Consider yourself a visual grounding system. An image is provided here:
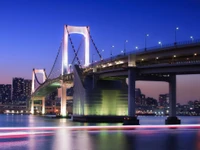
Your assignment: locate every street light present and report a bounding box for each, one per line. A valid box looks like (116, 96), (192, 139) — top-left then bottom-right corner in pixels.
(158, 41), (162, 47)
(175, 27), (179, 45)
(69, 64), (72, 73)
(145, 34), (149, 51)
(101, 49), (104, 59)
(135, 46), (138, 50)
(111, 45), (114, 61)
(190, 36), (194, 42)
(124, 40), (128, 55)
(92, 54), (95, 64)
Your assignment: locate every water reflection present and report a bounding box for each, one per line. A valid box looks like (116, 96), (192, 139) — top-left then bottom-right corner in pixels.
(53, 129), (72, 149)
(0, 128), (199, 150)
(196, 130), (200, 150)
(165, 132), (178, 150)
(28, 132), (37, 150)
(86, 130), (128, 150)
(1, 139), (29, 149)
(0, 115), (200, 150)
(123, 131), (137, 150)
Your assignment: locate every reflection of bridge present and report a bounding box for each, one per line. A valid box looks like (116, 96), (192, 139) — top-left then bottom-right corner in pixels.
(31, 25), (200, 125)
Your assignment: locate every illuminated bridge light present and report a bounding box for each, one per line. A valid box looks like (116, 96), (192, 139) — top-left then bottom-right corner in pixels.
(194, 53), (197, 56)
(115, 61), (119, 65)
(156, 57), (159, 60)
(141, 59), (144, 61)
(102, 64), (107, 68)
(173, 55), (176, 58)
(163, 74), (170, 77)
(115, 60), (124, 65)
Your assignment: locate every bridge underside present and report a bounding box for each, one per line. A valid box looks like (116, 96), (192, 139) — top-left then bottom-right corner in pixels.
(32, 81), (61, 97)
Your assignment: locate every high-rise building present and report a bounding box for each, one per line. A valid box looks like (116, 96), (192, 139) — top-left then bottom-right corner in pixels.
(12, 78), (24, 104)
(135, 88), (142, 105)
(194, 100), (200, 114)
(135, 88), (146, 106)
(159, 94), (169, 107)
(45, 91), (58, 106)
(0, 84), (11, 104)
(135, 88), (141, 98)
(24, 79), (32, 99)
(12, 78), (32, 105)
(145, 97), (158, 107)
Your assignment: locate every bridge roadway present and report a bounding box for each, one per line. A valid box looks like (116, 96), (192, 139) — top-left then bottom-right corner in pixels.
(32, 73), (74, 97)
(31, 41), (200, 124)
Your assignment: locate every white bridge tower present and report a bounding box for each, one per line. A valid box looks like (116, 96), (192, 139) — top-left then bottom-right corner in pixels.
(60, 25), (90, 116)
(31, 68), (47, 115)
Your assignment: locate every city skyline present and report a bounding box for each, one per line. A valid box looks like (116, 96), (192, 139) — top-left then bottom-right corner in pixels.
(0, 0), (200, 104)
(1, 74), (200, 105)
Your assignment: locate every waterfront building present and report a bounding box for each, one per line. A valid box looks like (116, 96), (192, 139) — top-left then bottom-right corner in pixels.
(24, 80), (32, 99)
(12, 78), (32, 106)
(135, 88), (142, 105)
(145, 97), (158, 108)
(194, 100), (200, 115)
(45, 91), (58, 114)
(12, 78), (24, 104)
(159, 94), (169, 107)
(0, 84), (11, 104)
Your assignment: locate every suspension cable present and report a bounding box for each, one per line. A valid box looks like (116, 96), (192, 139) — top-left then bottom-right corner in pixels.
(34, 71), (42, 85)
(71, 37), (84, 65)
(66, 26), (82, 68)
(47, 39), (63, 79)
(87, 26), (103, 61)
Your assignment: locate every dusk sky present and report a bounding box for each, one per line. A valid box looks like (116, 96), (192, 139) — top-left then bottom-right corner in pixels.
(0, 0), (200, 104)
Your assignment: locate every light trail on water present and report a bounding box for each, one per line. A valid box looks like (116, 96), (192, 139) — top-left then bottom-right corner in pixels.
(0, 124), (200, 132)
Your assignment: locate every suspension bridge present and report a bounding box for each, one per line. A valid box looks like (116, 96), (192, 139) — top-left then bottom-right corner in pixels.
(31, 25), (200, 125)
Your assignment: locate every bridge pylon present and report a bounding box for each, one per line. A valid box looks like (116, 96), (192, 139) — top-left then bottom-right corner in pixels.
(60, 25), (90, 116)
(63, 25), (90, 74)
(30, 68), (47, 115)
(60, 80), (67, 116)
(165, 74), (181, 124)
(31, 68), (47, 94)
(30, 96), (45, 115)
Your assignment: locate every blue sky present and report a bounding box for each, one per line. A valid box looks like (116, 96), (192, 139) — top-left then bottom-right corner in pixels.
(0, 0), (200, 103)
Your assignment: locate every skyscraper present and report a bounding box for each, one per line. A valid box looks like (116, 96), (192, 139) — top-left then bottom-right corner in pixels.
(0, 84), (11, 104)
(12, 78), (32, 105)
(12, 78), (24, 104)
(24, 79), (32, 99)
(159, 94), (169, 107)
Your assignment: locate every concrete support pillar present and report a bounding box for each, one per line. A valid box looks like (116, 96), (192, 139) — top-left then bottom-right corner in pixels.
(123, 67), (139, 125)
(42, 97), (45, 115)
(92, 67), (97, 89)
(128, 67), (136, 116)
(31, 99), (34, 114)
(165, 74), (181, 124)
(61, 82), (67, 116)
(169, 74), (176, 117)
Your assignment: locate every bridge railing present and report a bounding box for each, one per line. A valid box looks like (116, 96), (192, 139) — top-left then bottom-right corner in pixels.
(90, 38), (200, 64)
(86, 38), (200, 70)
(132, 38), (200, 54)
